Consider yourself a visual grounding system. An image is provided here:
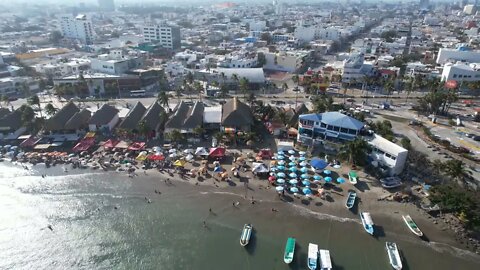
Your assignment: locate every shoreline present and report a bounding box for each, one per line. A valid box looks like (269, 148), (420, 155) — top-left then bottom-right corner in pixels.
(8, 159), (480, 259)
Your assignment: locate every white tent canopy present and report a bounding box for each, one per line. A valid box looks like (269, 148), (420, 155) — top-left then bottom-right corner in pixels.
(252, 162), (269, 173)
(195, 147), (209, 156)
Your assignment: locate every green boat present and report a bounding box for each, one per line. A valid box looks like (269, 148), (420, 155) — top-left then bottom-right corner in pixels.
(284, 237), (296, 264)
(348, 171), (358, 185)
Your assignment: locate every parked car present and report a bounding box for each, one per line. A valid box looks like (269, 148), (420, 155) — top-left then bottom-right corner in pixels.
(473, 135), (480, 141)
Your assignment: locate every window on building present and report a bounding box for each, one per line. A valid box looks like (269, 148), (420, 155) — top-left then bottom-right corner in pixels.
(320, 122), (326, 128)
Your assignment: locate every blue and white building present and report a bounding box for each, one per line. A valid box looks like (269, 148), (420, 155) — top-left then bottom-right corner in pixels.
(297, 112), (364, 151)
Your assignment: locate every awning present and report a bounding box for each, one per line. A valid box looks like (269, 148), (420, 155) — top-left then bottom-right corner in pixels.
(34, 144), (51, 150)
(174, 159), (186, 167)
(115, 141), (129, 149)
(209, 147), (226, 158)
(103, 139), (119, 149)
(128, 142), (146, 151)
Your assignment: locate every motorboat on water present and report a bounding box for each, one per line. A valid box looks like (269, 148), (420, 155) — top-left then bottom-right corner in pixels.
(345, 191), (357, 209)
(307, 243), (318, 270)
(360, 212), (375, 235)
(385, 242), (402, 270)
(239, 224), (252, 247)
(283, 237), (295, 264)
(319, 249), (332, 270)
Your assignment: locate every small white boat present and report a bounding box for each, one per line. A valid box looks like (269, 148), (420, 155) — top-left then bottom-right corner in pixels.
(240, 224), (252, 247)
(307, 243), (318, 270)
(360, 212), (375, 235)
(385, 242), (402, 270)
(402, 215), (423, 237)
(319, 249), (332, 270)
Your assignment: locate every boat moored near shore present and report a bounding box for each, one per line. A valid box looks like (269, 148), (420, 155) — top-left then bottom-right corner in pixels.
(402, 215), (423, 237)
(283, 237), (296, 264)
(307, 243), (318, 270)
(360, 212), (375, 235)
(240, 224), (252, 247)
(385, 242), (403, 270)
(319, 249), (332, 270)
(345, 191), (357, 209)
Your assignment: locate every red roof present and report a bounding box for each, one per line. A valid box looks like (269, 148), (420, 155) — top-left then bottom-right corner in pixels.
(209, 147), (226, 158)
(103, 139), (119, 149)
(72, 137), (95, 152)
(128, 142), (146, 151)
(379, 69), (396, 75)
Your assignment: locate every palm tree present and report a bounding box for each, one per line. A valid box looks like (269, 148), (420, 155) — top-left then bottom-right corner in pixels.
(167, 129), (184, 145)
(231, 73), (239, 94)
(282, 83), (288, 93)
(384, 78), (394, 102)
(20, 82), (31, 97)
(443, 160), (469, 184)
(404, 77), (414, 105)
(193, 81), (203, 101)
(18, 104), (35, 128)
(44, 103), (57, 117)
(28, 94), (43, 118)
(0, 95), (9, 108)
(137, 120), (150, 139)
(338, 138), (370, 165)
(175, 87), (182, 103)
(239, 77), (249, 101)
(157, 91), (169, 109)
(193, 125), (205, 137)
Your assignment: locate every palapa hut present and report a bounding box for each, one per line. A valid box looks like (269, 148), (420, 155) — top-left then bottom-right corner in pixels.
(118, 102), (146, 131)
(0, 109), (24, 139)
(221, 97), (253, 132)
(44, 101), (79, 133)
(88, 104), (119, 132)
(140, 101), (166, 138)
(164, 101), (204, 135)
(64, 109), (91, 132)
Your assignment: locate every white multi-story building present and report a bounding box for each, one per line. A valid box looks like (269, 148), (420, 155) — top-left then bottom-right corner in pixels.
(142, 23), (181, 50)
(295, 24), (342, 43)
(436, 48), (480, 64)
(341, 53), (373, 84)
(441, 62), (480, 82)
(217, 51), (258, 69)
(368, 134), (408, 176)
(34, 58), (91, 77)
(262, 50), (310, 73)
(59, 14), (95, 45)
(90, 50), (144, 75)
(463, 4), (476, 15)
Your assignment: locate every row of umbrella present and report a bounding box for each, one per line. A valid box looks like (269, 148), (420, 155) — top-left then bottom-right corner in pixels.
(277, 150), (307, 156)
(275, 185), (312, 195)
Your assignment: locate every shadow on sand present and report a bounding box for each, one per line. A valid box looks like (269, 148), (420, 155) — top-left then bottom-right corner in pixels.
(245, 228), (257, 255)
(373, 225), (386, 238)
(355, 181), (370, 192)
(281, 194), (294, 203)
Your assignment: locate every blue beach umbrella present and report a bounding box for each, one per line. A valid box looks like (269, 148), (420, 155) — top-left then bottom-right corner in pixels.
(299, 151), (306, 156)
(290, 187), (299, 193)
(303, 187), (312, 195)
(276, 178), (285, 184)
(289, 156), (296, 161)
(324, 176), (332, 183)
(214, 166), (223, 172)
(336, 177), (346, 184)
(276, 186), (285, 192)
(313, 175), (322, 181)
(311, 158), (328, 170)
(298, 156), (306, 161)
(277, 165), (285, 170)
(277, 172), (286, 178)
(278, 150), (285, 155)
(301, 174), (309, 179)
(299, 161), (308, 167)
(270, 167), (278, 172)
(289, 172), (297, 178)
(277, 155), (285, 160)
(288, 162), (296, 167)
(300, 167), (308, 173)
(289, 179), (298, 185)
(277, 160), (285, 165)
(288, 149), (296, 155)
(323, 170), (331, 175)
(302, 180), (311, 186)
(289, 167), (298, 172)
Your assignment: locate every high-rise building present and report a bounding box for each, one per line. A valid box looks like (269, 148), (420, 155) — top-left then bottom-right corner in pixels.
(142, 23), (181, 50)
(98, 0), (115, 12)
(59, 14), (95, 45)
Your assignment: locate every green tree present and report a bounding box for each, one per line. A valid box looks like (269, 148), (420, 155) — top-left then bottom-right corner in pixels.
(49, 30), (63, 44)
(44, 103), (57, 117)
(157, 91), (169, 108)
(18, 104), (35, 128)
(338, 138), (370, 166)
(193, 81), (203, 101)
(167, 129), (184, 144)
(383, 78), (394, 102)
(28, 94), (43, 118)
(282, 83), (288, 93)
(257, 52), (266, 67)
(137, 120), (150, 138)
(239, 77), (249, 101)
(0, 95), (9, 108)
(443, 160), (470, 184)
(193, 125), (205, 137)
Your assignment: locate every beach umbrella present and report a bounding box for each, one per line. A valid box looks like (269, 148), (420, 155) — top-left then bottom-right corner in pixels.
(289, 179), (298, 185)
(277, 165), (285, 170)
(288, 156), (296, 161)
(311, 158), (328, 170)
(277, 172), (286, 178)
(268, 176), (276, 181)
(277, 155), (285, 160)
(300, 167), (309, 173)
(323, 170), (331, 175)
(289, 172), (297, 178)
(289, 167), (297, 172)
(185, 154), (194, 161)
(169, 153), (177, 158)
(298, 156), (306, 161)
(299, 161), (308, 167)
(333, 164), (341, 169)
(290, 187), (299, 193)
(4, 145), (11, 149)
(277, 160), (285, 165)
(277, 150), (285, 155)
(336, 177), (346, 184)
(313, 175), (322, 182)
(324, 176), (332, 183)
(276, 178), (286, 184)
(214, 166), (223, 172)
(302, 179), (311, 186)
(11, 146), (18, 150)
(270, 168), (278, 172)
(68, 153), (76, 158)
(299, 151), (306, 156)
(276, 186), (284, 192)
(303, 187), (312, 195)
(301, 173), (309, 179)
(183, 149), (193, 154)
(168, 149), (177, 154)
(287, 161), (295, 167)
(288, 149), (296, 155)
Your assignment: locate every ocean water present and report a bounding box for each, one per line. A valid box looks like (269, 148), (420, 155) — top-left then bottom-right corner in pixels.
(0, 163), (479, 270)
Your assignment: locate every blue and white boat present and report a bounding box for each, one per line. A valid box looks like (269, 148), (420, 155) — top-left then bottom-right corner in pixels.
(345, 191), (357, 209)
(240, 224), (252, 247)
(360, 212), (374, 235)
(386, 242), (402, 270)
(307, 243), (318, 270)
